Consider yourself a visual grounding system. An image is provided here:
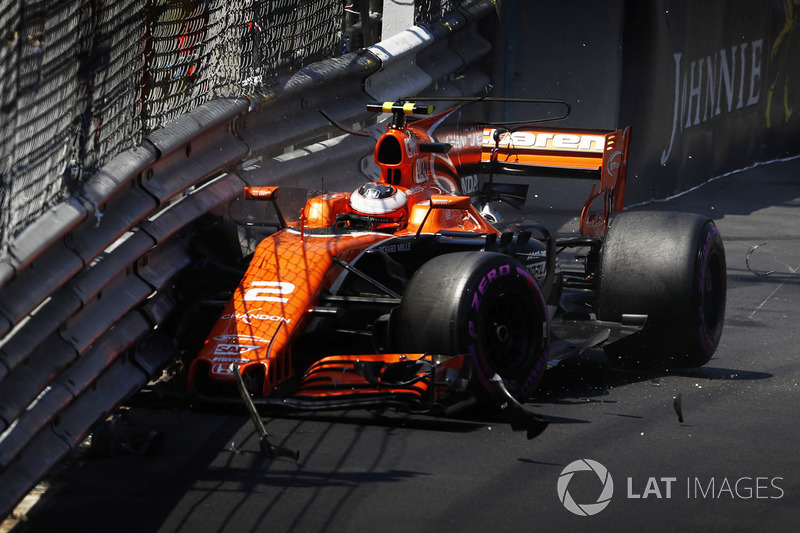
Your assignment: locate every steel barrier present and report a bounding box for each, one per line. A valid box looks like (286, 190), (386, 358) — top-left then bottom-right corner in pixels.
(0, 1), (494, 519)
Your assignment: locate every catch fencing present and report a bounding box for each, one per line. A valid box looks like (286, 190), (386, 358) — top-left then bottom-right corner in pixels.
(0, 0), (494, 518)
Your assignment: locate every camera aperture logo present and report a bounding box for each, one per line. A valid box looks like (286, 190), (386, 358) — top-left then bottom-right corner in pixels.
(557, 459), (785, 516)
(557, 459), (614, 516)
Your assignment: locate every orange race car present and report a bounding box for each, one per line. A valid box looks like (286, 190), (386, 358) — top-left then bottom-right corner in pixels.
(180, 100), (726, 448)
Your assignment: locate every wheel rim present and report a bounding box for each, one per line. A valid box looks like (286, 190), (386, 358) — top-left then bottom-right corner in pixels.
(480, 290), (540, 376)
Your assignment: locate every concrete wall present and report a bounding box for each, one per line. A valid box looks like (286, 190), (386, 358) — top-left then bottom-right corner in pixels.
(619, 0), (800, 202)
(492, 0), (624, 128)
(494, 0), (800, 204)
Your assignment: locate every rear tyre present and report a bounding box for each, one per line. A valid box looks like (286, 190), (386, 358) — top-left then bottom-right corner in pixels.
(394, 252), (549, 401)
(597, 211), (726, 368)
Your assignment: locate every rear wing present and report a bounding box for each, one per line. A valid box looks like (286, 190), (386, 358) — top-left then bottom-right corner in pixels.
(481, 127), (631, 238)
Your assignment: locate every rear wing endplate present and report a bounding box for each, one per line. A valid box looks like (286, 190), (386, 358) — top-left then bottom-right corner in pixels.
(481, 127), (631, 238)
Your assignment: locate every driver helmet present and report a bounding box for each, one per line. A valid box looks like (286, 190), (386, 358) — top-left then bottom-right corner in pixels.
(347, 182), (408, 230)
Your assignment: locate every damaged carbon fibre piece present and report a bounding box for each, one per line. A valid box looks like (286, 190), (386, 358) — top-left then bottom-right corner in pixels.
(488, 375), (549, 440)
(233, 364), (299, 461)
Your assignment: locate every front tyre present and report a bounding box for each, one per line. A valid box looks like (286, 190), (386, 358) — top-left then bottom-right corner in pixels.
(597, 211), (726, 368)
(394, 252), (549, 401)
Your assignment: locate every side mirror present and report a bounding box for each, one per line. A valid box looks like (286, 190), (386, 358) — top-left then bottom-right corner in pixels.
(241, 186), (286, 229)
(429, 195), (471, 210)
(415, 195), (472, 238)
(244, 186), (279, 201)
(419, 142), (452, 154)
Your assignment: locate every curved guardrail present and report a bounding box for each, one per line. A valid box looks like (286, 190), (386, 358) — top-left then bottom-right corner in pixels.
(0, 0), (494, 519)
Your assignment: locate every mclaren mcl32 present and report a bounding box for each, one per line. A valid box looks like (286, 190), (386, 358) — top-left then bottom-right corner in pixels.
(179, 100), (726, 442)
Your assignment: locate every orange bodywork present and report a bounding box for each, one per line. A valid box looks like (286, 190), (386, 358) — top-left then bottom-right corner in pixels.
(190, 230), (392, 394)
